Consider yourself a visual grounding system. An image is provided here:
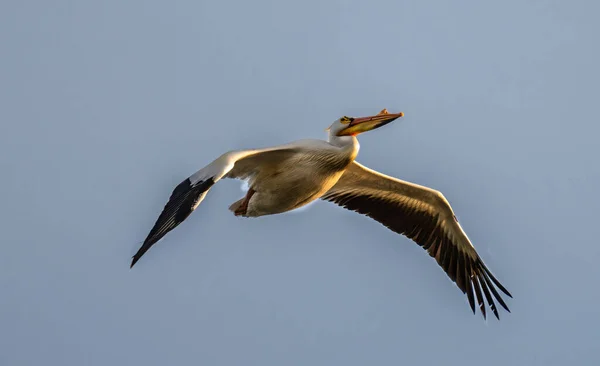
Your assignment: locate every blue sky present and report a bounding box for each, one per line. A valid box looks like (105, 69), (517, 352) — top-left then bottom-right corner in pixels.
(1, 1), (599, 365)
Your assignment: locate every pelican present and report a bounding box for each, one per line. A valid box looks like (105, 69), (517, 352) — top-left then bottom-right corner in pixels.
(131, 109), (512, 320)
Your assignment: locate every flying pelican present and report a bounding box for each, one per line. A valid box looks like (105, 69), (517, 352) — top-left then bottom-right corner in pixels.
(131, 109), (512, 320)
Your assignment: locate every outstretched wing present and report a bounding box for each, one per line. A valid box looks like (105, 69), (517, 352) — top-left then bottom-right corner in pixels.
(321, 161), (512, 319)
(131, 145), (298, 268)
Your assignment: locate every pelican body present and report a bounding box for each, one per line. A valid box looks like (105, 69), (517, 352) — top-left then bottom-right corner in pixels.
(132, 109), (512, 320)
(228, 138), (355, 217)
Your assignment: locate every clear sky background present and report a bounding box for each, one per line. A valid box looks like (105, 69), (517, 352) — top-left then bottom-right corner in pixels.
(2, 1), (599, 365)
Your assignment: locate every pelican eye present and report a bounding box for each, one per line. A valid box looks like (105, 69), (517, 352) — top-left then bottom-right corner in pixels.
(340, 116), (353, 124)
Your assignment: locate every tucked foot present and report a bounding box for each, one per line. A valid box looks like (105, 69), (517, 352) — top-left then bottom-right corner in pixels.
(233, 188), (255, 216)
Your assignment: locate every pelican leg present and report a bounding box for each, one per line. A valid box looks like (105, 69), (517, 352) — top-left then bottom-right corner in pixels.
(234, 188), (256, 216)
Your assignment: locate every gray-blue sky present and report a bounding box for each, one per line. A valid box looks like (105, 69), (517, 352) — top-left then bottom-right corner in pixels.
(1, 1), (599, 365)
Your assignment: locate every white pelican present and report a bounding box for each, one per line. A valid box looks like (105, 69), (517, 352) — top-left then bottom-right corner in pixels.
(131, 109), (512, 320)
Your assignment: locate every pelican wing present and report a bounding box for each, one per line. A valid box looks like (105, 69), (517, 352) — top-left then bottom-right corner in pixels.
(131, 145), (299, 268)
(321, 161), (512, 319)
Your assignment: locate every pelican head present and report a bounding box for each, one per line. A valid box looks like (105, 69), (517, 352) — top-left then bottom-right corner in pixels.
(327, 109), (404, 137)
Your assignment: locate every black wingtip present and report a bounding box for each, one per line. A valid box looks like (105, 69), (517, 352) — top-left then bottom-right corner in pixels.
(483, 266), (513, 298)
(130, 241), (152, 268)
(130, 177), (216, 270)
